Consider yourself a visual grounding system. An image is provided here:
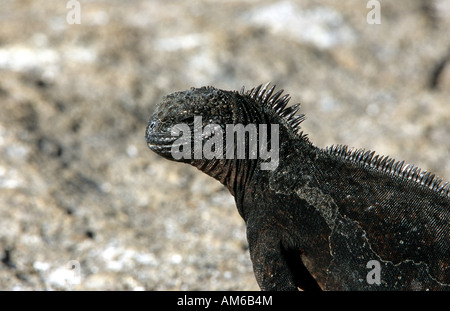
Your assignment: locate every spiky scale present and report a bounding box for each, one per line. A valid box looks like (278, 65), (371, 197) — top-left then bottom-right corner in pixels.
(279, 103), (300, 119)
(267, 89), (284, 105)
(273, 95), (290, 113)
(290, 114), (306, 130)
(262, 85), (276, 103)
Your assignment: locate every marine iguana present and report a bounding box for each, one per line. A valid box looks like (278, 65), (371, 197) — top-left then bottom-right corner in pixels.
(145, 83), (450, 291)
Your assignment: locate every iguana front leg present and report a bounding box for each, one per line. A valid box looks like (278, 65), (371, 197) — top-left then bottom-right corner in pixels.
(247, 227), (298, 290)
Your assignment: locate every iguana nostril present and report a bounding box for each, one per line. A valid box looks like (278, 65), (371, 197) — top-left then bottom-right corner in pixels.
(148, 120), (157, 130)
(145, 120), (158, 144)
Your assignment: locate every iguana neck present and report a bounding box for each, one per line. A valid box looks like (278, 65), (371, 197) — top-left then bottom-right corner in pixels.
(193, 157), (257, 200)
(190, 91), (265, 216)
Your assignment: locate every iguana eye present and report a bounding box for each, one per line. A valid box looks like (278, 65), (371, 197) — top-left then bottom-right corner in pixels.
(179, 116), (195, 124)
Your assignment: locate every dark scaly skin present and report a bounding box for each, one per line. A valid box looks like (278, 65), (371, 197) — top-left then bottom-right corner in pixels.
(145, 84), (450, 291)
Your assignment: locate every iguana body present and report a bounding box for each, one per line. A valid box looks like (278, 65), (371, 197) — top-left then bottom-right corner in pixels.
(145, 83), (450, 290)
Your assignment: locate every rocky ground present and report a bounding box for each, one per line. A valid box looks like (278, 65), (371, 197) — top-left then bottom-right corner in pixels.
(0, 0), (449, 290)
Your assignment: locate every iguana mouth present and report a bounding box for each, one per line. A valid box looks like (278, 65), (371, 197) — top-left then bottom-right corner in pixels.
(145, 132), (180, 153)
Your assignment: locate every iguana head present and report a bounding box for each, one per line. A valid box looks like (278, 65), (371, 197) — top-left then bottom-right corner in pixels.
(146, 83), (307, 161)
(145, 86), (236, 162)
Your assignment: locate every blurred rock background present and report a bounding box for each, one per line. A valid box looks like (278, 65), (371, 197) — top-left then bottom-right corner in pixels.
(0, 0), (448, 290)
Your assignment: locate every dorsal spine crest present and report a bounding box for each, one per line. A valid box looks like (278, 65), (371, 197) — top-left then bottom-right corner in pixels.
(241, 83), (306, 136)
(326, 144), (450, 197)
